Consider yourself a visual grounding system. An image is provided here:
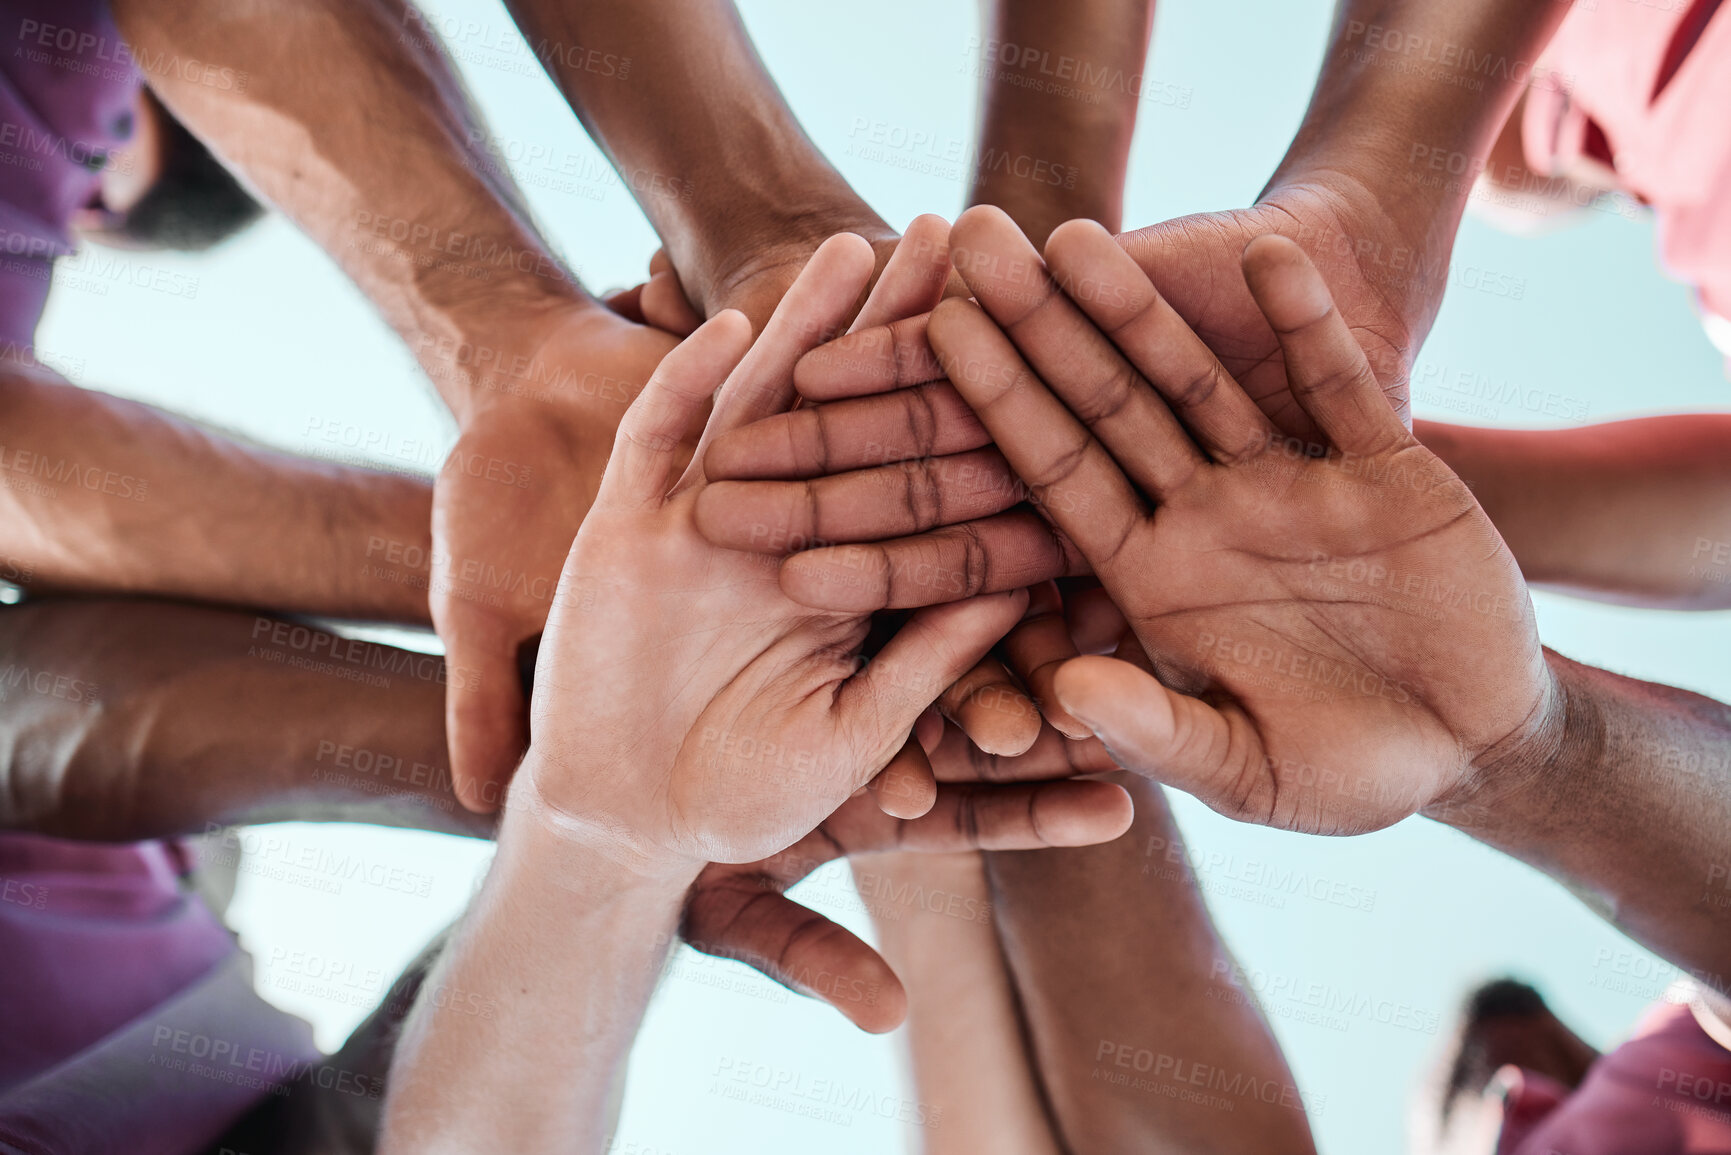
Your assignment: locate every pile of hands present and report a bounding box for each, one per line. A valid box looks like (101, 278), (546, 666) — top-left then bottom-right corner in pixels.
(473, 204), (1558, 1030)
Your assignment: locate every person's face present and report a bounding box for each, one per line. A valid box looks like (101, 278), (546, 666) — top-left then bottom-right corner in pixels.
(69, 87), (168, 248)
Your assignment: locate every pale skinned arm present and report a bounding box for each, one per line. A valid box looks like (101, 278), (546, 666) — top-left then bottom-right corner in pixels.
(1417, 416), (1731, 610)
(862, 848), (1065, 1155)
(379, 791), (690, 1154)
(0, 365), (432, 623)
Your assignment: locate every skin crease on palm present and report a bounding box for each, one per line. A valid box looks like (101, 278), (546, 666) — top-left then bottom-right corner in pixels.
(696, 206), (1557, 839)
(928, 210), (1555, 837)
(521, 234), (1133, 1025)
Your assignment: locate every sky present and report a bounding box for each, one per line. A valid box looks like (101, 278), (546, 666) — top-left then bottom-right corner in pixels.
(35, 0), (1731, 1152)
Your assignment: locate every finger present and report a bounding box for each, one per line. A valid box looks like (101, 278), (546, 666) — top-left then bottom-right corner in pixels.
(440, 620), (527, 814)
(1044, 218), (1278, 463)
(692, 234), (876, 466)
(793, 314), (944, 401)
(601, 283), (646, 324)
(838, 588), (1030, 788)
(681, 872), (906, 1032)
(780, 507), (1088, 612)
(850, 213), (952, 332)
(1063, 580), (1128, 654)
(1241, 234), (1409, 457)
(949, 205), (1204, 497)
(999, 581), (1088, 739)
(1053, 655), (1256, 818)
(640, 249), (703, 336)
(702, 380), (988, 481)
(640, 269), (703, 336)
(599, 311), (752, 508)
(866, 734), (937, 819)
(895, 778), (1134, 850)
(695, 448), (1022, 553)
(927, 297), (1149, 567)
(914, 705), (945, 753)
(928, 716), (1117, 783)
(935, 655), (1041, 757)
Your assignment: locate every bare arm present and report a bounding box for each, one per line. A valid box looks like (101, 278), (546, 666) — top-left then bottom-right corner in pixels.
(0, 596), (483, 840)
(985, 774), (1318, 1153)
(1435, 652), (1731, 997)
(967, 0), (1154, 246)
(0, 366), (432, 623)
(500, 0), (896, 328)
(1418, 416), (1731, 609)
(112, 0), (687, 804)
(862, 850), (1064, 1155)
(110, 0), (590, 419)
(379, 788), (687, 1153)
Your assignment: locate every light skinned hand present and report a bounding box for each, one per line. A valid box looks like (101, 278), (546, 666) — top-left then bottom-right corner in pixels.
(520, 234), (1132, 884)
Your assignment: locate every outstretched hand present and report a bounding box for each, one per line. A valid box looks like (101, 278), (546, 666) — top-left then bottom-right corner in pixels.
(919, 212), (1556, 835)
(522, 231), (1130, 894)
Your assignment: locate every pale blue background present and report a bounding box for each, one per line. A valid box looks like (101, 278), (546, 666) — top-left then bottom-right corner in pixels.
(36, 1), (1731, 1151)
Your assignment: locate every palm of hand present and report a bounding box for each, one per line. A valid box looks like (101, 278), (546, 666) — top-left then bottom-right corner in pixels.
(1125, 183), (1430, 440)
(1103, 440), (1548, 834)
(530, 496), (889, 864)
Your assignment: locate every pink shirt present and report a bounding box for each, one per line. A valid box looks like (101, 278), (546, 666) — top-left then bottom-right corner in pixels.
(1524, 0), (1731, 340)
(1498, 1000), (1731, 1154)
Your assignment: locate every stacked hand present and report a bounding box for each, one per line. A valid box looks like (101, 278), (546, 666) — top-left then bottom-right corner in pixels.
(521, 234), (1132, 1028)
(430, 307), (683, 812)
(694, 205), (1559, 838)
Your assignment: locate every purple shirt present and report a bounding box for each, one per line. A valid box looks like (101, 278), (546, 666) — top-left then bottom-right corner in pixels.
(0, 7), (300, 1149)
(0, 0), (141, 346)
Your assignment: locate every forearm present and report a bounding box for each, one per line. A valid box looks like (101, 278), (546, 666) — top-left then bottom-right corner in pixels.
(0, 598), (483, 839)
(380, 778), (692, 1153)
(984, 774), (1317, 1154)
(1419, 416), (1731, 609)
(1437, 651), (1731, 993)
(967, 0), (1154, 245)
(502, 0), (891, 320)
(1271, 0), (1571, 297)
(0, 370), (432, 622)
(111, 0), (591, 421)
(859, 851), (1062, 1155)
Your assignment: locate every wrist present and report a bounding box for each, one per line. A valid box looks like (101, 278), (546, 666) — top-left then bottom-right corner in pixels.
(412, 291), (606, 427)
(1425, 650), (1601, 841)
(507, 754), (704, 891)
(676, 196), (897, 324)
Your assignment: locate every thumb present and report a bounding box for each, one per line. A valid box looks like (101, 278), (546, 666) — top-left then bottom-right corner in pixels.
(442, 621), (529, 814)
(1052, 655), (1247, 813)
